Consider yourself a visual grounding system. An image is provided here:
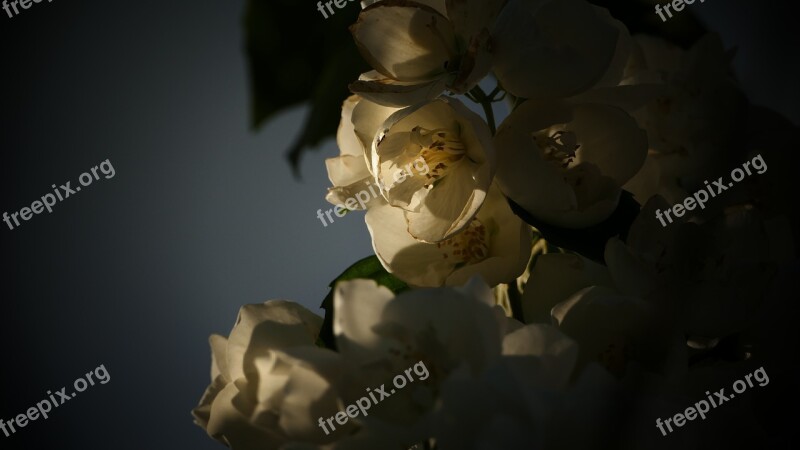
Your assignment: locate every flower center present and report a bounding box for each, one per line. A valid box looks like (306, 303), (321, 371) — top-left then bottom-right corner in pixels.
(435, 220), (489, 266)
(412, 126), (466, 188)
(534, 130), (580, 169)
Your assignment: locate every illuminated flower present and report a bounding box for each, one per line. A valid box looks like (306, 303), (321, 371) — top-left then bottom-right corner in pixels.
(371, 97), (495, 242)
(192, 301), (346, 449)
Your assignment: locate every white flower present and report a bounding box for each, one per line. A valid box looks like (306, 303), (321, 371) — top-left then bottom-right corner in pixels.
(371, 97), (496, 242)
(366, 184), (531, 287)
(193, 301), (346, 449)
(349, 0), (507, 106)
(494, 98), (647, 228)
(492, 0), (631, 99)
(326, 96), (495, 242)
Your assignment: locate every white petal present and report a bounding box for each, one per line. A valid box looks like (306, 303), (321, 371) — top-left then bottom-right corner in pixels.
(552, 286), (647, 335)
(454, 276), (495, 307)
(447, 185), (532, 287)
(349, 71), (447, 107)
(272, 348), (344, 441)
(366, 202), (456, 286)
(206, 383), (284, 450)
(494, 100), (579, 222)
(327, 95), (398, 195)
(445, 0), (508, 38)
(336, 96), (363, 158)
(352, 2), (456, 82)
(210, 334), (229, 382)
(362, 0), (448, 17)
(192, 374), (228, 431)
(325, 155), (371, 188)
(325, 176), (384, 210)
(333, 279), (396, 360)
(521, 253), (613, 323)
(591, 5), (633, 88)
(569, 104), (648, 186)
(502, 324), (578, 388)
(404, 166), (486, 242)
(379, 285), (504, 370)
(351, 91), (401, 156)
(226, 301), (323, 382)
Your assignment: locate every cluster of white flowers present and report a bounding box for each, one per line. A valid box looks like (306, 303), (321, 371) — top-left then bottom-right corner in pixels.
(195, 0), (798, 448)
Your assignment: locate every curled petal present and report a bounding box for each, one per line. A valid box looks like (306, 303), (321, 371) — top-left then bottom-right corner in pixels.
(349, 72), (448, 107)
(351, 1), (457, 82)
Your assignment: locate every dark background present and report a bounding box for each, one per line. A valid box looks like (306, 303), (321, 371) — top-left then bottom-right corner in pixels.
(0, 1), (797, 449)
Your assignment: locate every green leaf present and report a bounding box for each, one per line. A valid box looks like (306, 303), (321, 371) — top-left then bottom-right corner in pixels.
(244, 0), (370, 172)
(316, 256), (409, 350)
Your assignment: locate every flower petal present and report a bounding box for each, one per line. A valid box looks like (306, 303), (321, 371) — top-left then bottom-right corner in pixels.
(206, 383), (284, 450)
(351, 1), (457, 82)
(493, 0), (620, 99)
(333, 279), (396, 360)
(404, 167), (485, 242)
(226, 301), (322, 383)
(349, 71), (448, 107)
(366, 202), (457, 286)
(569, 104), (648, 186)
(445, 0), (508, 38)
(447, 185), (532, 287)
(210, 334), (229, 381)
(521, 253), (613, 323)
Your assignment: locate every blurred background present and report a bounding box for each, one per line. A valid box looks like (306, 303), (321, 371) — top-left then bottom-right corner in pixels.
(0, 0), (797, 449)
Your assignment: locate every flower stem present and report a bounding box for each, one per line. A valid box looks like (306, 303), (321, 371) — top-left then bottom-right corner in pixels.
(468, 85), (497, 135)
(507, 282), (525, 323)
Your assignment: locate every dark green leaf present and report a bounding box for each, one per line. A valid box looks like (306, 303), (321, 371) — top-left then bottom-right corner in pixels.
(244, 0), (370, 172)
(508, 191), (641, 263)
